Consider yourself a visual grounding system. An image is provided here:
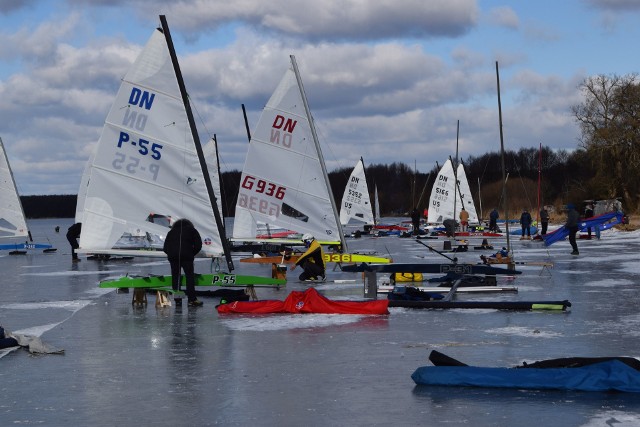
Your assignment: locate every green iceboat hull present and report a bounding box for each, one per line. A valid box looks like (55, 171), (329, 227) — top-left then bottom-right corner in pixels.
(100, 273), (285, 289)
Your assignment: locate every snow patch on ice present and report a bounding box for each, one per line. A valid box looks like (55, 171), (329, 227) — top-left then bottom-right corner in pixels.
(486, 326), (563, 338)
(581, 411), (640, 427)
(1, 299), (92, 311)
(220, 313), (367, 331)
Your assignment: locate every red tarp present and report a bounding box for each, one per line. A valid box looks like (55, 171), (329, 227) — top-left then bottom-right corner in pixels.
(217, 288), (389, 315)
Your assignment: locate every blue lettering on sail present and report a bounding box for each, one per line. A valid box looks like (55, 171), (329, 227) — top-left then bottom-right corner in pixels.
(128, 87), (155, 110)
(123, 108), (148, 131)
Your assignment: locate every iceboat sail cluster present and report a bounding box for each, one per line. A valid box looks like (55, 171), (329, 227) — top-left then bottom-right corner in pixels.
(78, 18), (230, 266)
(427, 159), (478, 224)
(339, 158), (374, 226)
(232, 56), (345, 247)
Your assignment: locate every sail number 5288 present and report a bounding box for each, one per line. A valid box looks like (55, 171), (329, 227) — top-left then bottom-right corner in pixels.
(241, 175), (285, 199)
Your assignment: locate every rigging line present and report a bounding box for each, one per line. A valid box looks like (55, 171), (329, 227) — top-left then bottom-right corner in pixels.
(189, 93), (214, 140)
(312, 117), (348, 177)
(509, 151), (534, 210)
(415, 170), (433, 208)
(188, 94), (232, 214)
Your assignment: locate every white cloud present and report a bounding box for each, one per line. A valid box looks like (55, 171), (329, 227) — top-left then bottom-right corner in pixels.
(0, 1), (634, 194)
(487, 6), (519, 30)
(76, 0), (479, 41)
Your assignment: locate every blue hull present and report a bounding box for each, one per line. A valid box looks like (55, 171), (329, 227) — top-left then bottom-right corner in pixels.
(509, 225), (538, 236)
(0, 242), (53, 250)
(412, 360), (640, 392)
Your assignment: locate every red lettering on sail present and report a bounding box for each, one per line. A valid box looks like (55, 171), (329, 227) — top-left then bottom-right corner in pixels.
(272, 115), (297, 133)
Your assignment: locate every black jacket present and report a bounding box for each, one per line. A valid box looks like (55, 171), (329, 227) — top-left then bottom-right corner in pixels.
(163, 219), (202, 261)
(66, 223), (82, 239)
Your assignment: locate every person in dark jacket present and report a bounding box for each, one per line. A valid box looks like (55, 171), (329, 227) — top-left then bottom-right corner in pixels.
(540, 207), (550, 235)
(584, 203), (595, 238)
(520, 209), (532, 239)
(163, 219), (203, 306)
(443, 218), (457, 237)
(66, 223), (82, 261)
(410, 208), (421, 235)
(291, 234), (325, 281)
(565, 204), (580, 255)
(489, 208), (499, 232)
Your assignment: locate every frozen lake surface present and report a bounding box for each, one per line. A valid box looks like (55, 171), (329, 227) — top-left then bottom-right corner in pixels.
(2, 218), (640, 426)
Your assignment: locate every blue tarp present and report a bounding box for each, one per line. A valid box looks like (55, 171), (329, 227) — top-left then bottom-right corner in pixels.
(412, 359), (640, 392)
(542, 211), (624, 247)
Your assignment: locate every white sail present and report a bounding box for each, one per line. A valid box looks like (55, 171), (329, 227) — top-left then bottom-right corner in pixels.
(203, 139), (223, 218)
(0, 138), (29, 240)
(75, 147), (95, 223)
(78, 25), (225, 258)
(339, 158), (374, 226)
(427, 159), (478, 224)
(456, 163), (479, 223)
(374, 185), (380, 225)
(232, 56), (344, 245)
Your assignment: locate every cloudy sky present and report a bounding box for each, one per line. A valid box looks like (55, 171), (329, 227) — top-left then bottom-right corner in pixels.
(1, 0), (639, 195)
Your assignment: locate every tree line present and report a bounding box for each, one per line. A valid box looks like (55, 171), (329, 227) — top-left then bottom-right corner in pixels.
(20, 146), (618, 221)
(23, 73), (637, 220)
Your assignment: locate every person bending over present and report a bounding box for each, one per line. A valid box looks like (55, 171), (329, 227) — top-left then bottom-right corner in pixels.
(66, 222), (82, 262)
(163, 219), (203, 307)
(291, 234), (325, 281)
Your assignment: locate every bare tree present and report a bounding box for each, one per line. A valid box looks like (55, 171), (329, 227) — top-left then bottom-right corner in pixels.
(571, 73), (640, 209)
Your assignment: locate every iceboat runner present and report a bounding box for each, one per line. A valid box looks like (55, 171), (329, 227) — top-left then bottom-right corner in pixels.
(231, 56), (390, 266)
(77, 16), (284, 292)
(0, 138), (55, 254)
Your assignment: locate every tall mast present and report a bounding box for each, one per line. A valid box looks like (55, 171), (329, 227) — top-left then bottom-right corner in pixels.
(360, 156), (373, 223)
(477, 177), (483, 222)
(537, 142), (541, 227)
(452, 120), (460, 220)
(290, 55), (347, 251)
(159, 15), (234, 271)
(496, 61), (512, 263)
(241, 104), (252, 142)
(212, 134), (226, 228)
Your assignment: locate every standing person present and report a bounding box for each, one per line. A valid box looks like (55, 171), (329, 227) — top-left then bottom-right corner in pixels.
(443, 218), (457, 237)
(291, 234), (325, 281)
(410, 207), (421, 235)
(520, 209), (532, 239)
(163, 219), (203, 307)
(459, 207), (469, 232)
(66, 222), (82, 262)
(540, 206), (550, 235)
(565, 204), (580, 255)
(489, 208), (499, 232)
(584, 203), (595, 238)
